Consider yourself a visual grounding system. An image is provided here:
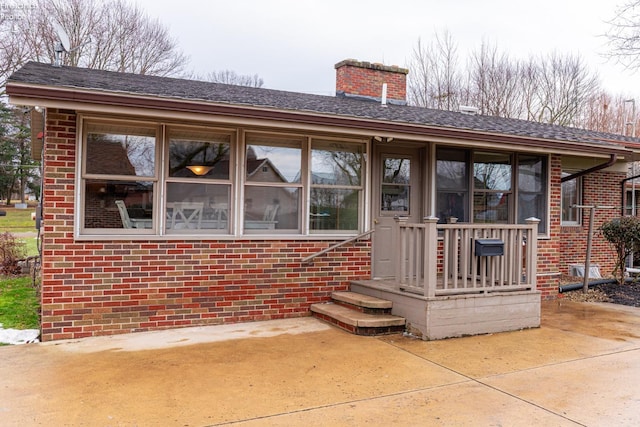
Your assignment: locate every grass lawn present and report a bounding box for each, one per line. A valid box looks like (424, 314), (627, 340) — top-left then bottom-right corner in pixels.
(0, 206), (39, 257)
(0, 276), (39, 330)
(0, 206), (41, 338)
(16, 235), (39, 258)
(0, 205), (37, 233)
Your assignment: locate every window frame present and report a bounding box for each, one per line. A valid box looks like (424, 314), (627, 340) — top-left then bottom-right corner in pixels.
(435, 147), (549, 235)
(164, 125), (234, 235)
(472, 151), (513, 224)
(561, 172), (582, 226)
(78, 118), (161, 235)
(242, 132), (306, 235)
(309, 138), (365, 234)
(76, 116), (369, 239)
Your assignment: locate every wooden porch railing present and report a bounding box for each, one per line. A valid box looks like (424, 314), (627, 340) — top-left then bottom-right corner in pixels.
(395, 216), (539, 297)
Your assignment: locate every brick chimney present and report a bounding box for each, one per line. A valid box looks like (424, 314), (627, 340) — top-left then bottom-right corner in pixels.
(335, 59), (409, 105)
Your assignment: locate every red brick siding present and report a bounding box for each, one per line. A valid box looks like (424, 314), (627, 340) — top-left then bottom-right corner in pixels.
(559, 168), (623, 280)
(335, 60), (408, 102)
(40, 109), (371, 341)
(536, 155), (562, 299)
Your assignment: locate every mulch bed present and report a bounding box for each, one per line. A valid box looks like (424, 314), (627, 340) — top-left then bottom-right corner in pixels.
(560, 275), (640, 307)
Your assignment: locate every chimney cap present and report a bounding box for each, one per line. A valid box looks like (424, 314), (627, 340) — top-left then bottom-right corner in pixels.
(334, 59), (408, 75)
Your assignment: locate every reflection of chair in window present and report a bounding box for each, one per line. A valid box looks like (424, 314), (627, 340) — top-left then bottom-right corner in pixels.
(210, 203), (228, 229)
(263, 204), (279, 222)
(170, 202), (203, 229)
(115, 200), (134, 229)
(115, 200), (150, 229)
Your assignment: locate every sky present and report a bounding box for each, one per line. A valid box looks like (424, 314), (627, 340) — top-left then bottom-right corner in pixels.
(137, 0), (640, 98)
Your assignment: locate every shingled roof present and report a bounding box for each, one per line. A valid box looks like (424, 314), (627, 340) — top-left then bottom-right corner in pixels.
(7, 61), (639, 154)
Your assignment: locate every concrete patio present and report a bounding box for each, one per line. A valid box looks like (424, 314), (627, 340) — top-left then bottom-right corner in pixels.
(1, 300), (639, 426)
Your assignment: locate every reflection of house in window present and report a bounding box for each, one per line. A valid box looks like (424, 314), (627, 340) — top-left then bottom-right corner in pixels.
(245, 148), (298, 229)
(87, 136), (138, 175)
(84, 137), (153, 228)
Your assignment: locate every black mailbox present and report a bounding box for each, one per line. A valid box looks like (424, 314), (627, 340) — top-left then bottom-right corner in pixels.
(474, 239), (504, 256)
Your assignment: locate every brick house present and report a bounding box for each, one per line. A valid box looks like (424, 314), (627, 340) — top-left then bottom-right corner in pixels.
(6, 59), (639, 341)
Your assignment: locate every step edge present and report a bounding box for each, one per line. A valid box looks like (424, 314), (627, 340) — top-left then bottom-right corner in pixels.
(311, 303), (405, 328)
(332, 291), (393, 309)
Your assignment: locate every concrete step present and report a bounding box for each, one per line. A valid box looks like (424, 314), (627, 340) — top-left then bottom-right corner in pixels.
(332, 291), (392, 309)
(311, 302), (405, 336)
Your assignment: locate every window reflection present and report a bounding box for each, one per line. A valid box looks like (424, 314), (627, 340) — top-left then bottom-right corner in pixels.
(86, 132), (155, 177)
(518, 155), (546, 226)
(310, 188), (359, 231)
(246, 136), (302, 183)
(383, 158), (410, 184)
(381, 156), (410, 212)
(562, 173), (581, 224)
(166, 182), (230, 232)
(311, 141), (362, 186)
(85, 123), (156, 177)
(244, 186), (299, 232)
(310, 140), (363, 231)
(84, 179), (154, 229)
(168, 130), (231, 179)
(473, 152), (511, 191)
(437, 149), (469, 222)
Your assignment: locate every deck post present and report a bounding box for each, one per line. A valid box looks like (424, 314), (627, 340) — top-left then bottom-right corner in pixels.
(395, 216), (408, 284)
(525, 218), (540, 287)
(423, 216), (439, 298)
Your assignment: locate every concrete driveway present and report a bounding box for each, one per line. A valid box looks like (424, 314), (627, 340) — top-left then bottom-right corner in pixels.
(1, 300), (639, 426)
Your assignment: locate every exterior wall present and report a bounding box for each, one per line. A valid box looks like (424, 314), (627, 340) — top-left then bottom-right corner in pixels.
(335, 59), (408, 103)
(40, 109), (371, 341)
(40, 108), (623, 340)
(559, 168), (623, 280)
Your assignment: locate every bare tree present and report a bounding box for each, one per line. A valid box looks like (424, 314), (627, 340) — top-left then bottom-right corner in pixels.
(575, 92), (632, 134)
(528, 53), (600, 126)
(605, 0), (640, 70)
(407, 32), (462, 110)
(407, 32), (605, 130)
(0, 0), (189, 89)
(467, 41), (524, 118)
(203, 70), (264, 88)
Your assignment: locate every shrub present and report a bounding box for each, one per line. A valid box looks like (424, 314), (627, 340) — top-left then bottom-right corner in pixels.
(600, 216), (640, 284)
(0, 232), (26, 275)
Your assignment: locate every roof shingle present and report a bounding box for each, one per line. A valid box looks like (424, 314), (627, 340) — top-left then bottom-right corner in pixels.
(7, 61), (640, 150)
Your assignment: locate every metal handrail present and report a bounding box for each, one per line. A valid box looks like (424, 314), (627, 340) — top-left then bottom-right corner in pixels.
(301, 229), (374, 264)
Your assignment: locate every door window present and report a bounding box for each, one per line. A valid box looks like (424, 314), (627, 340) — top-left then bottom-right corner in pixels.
(381, 156), (411, 213)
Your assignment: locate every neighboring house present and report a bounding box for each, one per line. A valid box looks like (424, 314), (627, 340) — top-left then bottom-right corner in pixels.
(7, 59), (640, 341)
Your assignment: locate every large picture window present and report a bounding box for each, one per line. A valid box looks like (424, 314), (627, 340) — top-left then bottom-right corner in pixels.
(310, 140), (363, 232)
(82, 122), (157, 232)
(436, 147), (548, 234)
(79, 119), (367, 237)
(244, 134), (302, 233)
(166, 128), (232, 233)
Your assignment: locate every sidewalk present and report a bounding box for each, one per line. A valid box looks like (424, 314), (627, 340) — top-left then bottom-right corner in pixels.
(1, 300), (639, 426)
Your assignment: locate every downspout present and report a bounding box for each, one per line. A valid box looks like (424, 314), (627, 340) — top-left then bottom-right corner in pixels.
(560, 154), (617, 183)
